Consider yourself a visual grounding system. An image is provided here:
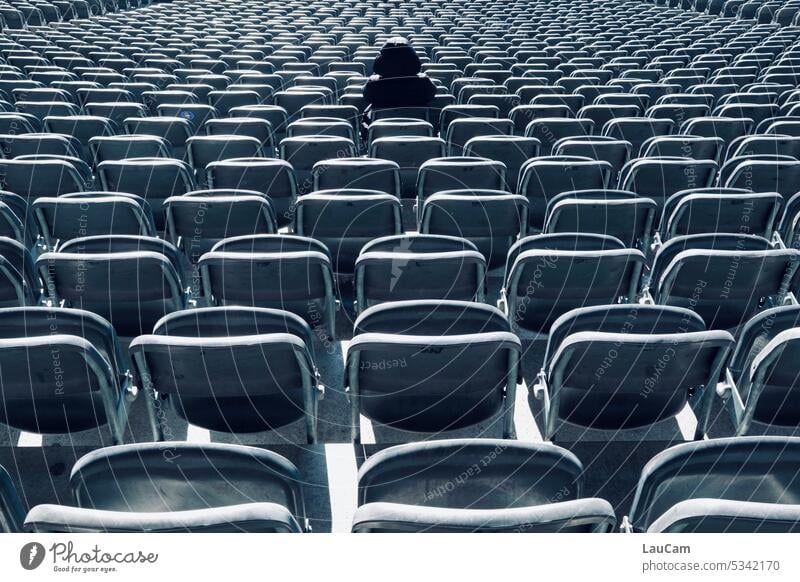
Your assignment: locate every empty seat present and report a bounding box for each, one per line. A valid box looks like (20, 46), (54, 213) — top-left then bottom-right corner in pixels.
(279, 136), (356, 194)
(552, 136), (632, 180)
(89, 135), (171, 163)
(721, 156), (800, 199)
(618, 157), (718, 208)
(294, 189), (401, 274)
(0, 191), (36, 249)
(33, 193), (156, 250)
(500, 233), (645, 331)
(416, 157), (505, 221)
(354, 233), (486, 311)
(603, 117), (674, 156)
(124, 116), (192, 160)
(164, 190), (277, 262)
(518, 156), (612, 230)
(421, 189), (528, 268)
(38, 235), (185, 336)
(130, 307), (322, 442)
(205, 117), (274, 150)
(648, 234), (800, 329)
(640, 135), (724, 163)
(346, 301), (520, 440)
(0, 133), (82, 160)
(463, 135), (540, 193)
(719, 305), (800, 435)
(369, 136), (446, 198)
(544, 189), (657, 250)
(199, 235), (336, 338)
(353, 439), (615, 532)
(0, 158), (87, 200)
(627, 437), (800, 532)
(533, 304), (733, 439)
(206, 158), (298, 226)
(525, 118), (594, 155)
(25, 442), (308, 532)
(445, 117), (513, 156)
(0, 236), (40, 306)
(97, 158), (195, 229)
(368, 118), (434, 143)
(0, 306), (132, 443)
(312, 158), (401, 197)
(660, 188), (783, 241)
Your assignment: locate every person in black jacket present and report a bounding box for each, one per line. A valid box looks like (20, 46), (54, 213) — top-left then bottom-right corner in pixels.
(362, 37), (436, 137)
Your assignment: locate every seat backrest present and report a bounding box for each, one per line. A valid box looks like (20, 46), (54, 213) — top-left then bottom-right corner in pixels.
(544, 189), (657, 249)
(417, 157), (506, 218)
(628, 437), (800, 532)
(295, 190), (402, 274)
(0, 158), (86, 200)
(199, 237), (334, 334)
(503, 236), (646, 331)
(33, 194), (155, 249)
(618, 157), (718, 206)
(355, 234), (486, 310)
(164, 194), (277, 262)
(518, 156), (612, 229)
(463, 135), (541, 193)
(354, 439), (609, 532)
(70, 443), (306, 526)
(206, 158), (297, 226)
(312, 158), (401, 197)
(97, 158), (195, 229)
(656, 245), (800, 329)
(38, 236), (184, 336)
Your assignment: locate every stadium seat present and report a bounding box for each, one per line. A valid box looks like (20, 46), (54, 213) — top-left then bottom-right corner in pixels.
(500, 233), (646, 331)
(294, 189), (402, 274)
(420, 189), (528, 268)
(164, 190), (277, 262)
(544, 189), (657, 251)
(97, 158), (195, 229)
(130, 306), (323, 442)
(33, 192), (156, 250)
(25, 442), (308, 532)
(199, 234), (336, 338)
(626, 437), (800, 532)
(353, 439), (615, 532)
(37, 235), (185, 336)
(369, 136), (446, 198)
(647, 234), (800, 329)
(0, 306), (133, 443)
(312, 157), (401, 196)
(354, 234), (487, 312)
(659, 188), (783, 240)
(533, 304), (733, 440)
(346, 301), (520, 440)
(718, 305), (800, 435)
(518, 156), (612, 230)
(416, 157), (506, 220)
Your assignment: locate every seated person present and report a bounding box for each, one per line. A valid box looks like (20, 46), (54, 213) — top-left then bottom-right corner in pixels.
(362, 37), (437, 135)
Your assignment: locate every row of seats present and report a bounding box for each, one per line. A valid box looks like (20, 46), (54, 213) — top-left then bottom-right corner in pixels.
(1, 300), (799, 443)
(2, 436), (799, 532)
(2, 228), (797, 336)
(4, 146), (800, 228)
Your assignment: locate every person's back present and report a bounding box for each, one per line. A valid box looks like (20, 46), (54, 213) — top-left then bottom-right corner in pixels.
(363, 38), (436, 127)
